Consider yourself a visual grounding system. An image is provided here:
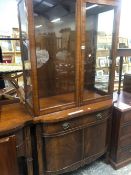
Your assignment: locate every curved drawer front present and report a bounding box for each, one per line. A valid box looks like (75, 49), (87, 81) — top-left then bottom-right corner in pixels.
(117, 146), (131, 162)
(44, 129), (83, 172)
(120, 124), (131, 138)
(0, 135), (18, 175)
(42, 109), (111, 135)
(122, 111), (131, 124)
(119, 135), (131, 148)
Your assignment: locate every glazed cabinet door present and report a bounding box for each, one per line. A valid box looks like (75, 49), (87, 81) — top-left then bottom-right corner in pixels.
(81, 0), (120, 104)
(18, 0), (34, 110)
(0, 135), (18, 175)
(32, 0), (77, 113)
(84, 121), (108, 158)
(18, 0), (79, 115)
(43, 130), (83, 173)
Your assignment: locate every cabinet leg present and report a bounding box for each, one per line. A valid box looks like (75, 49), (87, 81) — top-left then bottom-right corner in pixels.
(24, 127), (34, 175)
(36, 125), (45, 175)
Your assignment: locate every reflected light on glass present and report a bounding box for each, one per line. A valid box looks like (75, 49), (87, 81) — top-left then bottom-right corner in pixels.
(35, 25), (42, 28)
(88, 54), (91, 58)
(42, 1), (54, 7)
(51, 18), (61, 23)
(86, 4), (98, 10)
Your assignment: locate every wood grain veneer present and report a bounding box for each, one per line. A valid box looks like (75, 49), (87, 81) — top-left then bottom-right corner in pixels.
(34, 99), (112, 123)
(0, 103), (33, 175)
(0, 135), (18, 175)
(39, 90), (103, 109)
(110, 91), (131, 169)
(0, 103), (32, 135)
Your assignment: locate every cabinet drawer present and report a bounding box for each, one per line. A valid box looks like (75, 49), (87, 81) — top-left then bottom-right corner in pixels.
(117, 146), (131, 161)
(119, 135), (131, 148)
(0, 136), (18, 175)
(44, 130), (83, 171)
(120, 124), (131, 137)
(43, 109), (111, 135)
(122, 111), (131, 123)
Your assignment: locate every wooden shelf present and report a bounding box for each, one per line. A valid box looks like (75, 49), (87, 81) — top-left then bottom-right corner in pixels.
(39, 90), (103, 109)
(35, 99), (112, 123)
(3, 51), (21, 54)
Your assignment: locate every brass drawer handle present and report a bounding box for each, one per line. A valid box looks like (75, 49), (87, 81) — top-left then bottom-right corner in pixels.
(96, 113), (103, 120)
(62, 122), (70, 130)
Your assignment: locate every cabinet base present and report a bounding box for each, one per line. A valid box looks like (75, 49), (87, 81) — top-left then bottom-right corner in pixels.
(45, 151), (106, 175)
(109, 158), (131, 170)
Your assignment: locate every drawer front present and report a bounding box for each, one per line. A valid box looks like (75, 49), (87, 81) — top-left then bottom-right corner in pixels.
(44, 130), (83, 171)
(117, 146), (131, 162)
(84, 121), (107, 158)
(43, 109), (111, 135)
(120, 124), (131, 138)
(122, 111), (131, 123)
(119, 136), (131, 148)
(0, 136), (18, 175)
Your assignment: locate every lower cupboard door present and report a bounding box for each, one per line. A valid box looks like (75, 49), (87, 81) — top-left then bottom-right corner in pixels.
(0, 135), (18, 175)
(84, 121), (107, 158)
(44, 129), (83, 172)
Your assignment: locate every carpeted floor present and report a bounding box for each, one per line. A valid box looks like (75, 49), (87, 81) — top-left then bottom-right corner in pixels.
(65, 159), (131, 175)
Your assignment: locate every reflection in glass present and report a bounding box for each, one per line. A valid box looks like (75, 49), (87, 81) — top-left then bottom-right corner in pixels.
(18, 0), (33, 107)
(84, 3), (114, 101)
(114, 56), (131, 92)
(33, 0), (76, 109)
(116, 0), (131, 92)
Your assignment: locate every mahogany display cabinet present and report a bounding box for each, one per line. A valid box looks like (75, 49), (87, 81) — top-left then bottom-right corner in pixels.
(17, 0), (121, 174)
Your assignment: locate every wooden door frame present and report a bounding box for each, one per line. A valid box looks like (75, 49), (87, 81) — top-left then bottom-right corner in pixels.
(17, 0), (121, 115)
(79, 0), (121, 105)
(25, 0), (82, 115)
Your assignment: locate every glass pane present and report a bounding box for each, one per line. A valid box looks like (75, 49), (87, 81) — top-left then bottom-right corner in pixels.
(114, 56), (131, 92)
(119, 0), (131, 49)
(18, 0), (33, 107)
(84, 3), (114, 101)
(114, 0), (131, 93)
(114, 57), (120, 91)
(33, 0), (76, 109)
